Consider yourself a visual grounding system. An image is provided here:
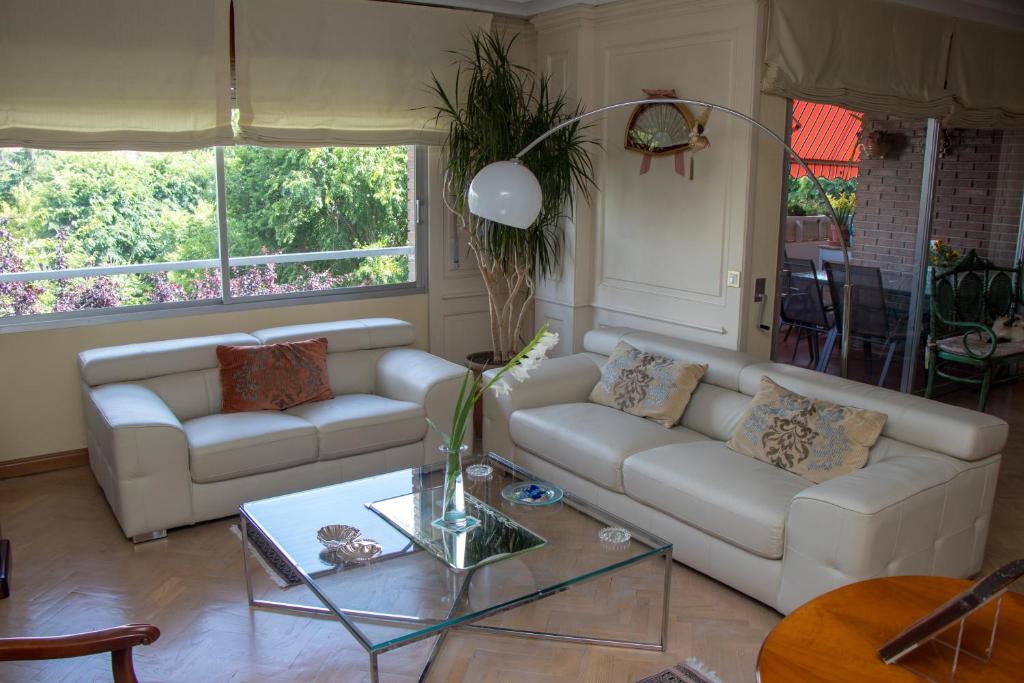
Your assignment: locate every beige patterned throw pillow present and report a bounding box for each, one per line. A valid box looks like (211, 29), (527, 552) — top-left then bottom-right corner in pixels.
(589, 341), (707, 428)
(727, 376), (887, 483)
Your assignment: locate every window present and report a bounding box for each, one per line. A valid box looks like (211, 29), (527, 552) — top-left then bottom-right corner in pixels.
(0, 145), (421, 322)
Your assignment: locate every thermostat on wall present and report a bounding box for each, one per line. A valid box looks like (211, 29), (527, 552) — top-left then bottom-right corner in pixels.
(727, 270), (741, 288)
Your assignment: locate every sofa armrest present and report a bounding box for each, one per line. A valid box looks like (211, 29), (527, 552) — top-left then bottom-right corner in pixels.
(775, 454), (1001, 614)
(375, 349), (470, 463)
(482, 353), (601, 460)
(84, 383), (192, 539)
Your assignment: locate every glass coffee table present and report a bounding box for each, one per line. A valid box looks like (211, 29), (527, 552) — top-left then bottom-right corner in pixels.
(239, 453), (673, 682)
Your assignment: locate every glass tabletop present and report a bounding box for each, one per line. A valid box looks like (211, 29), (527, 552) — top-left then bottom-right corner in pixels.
(239, 453), (671, 653)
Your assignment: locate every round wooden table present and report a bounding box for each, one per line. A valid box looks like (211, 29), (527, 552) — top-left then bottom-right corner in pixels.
(757, 576), (1024, 682)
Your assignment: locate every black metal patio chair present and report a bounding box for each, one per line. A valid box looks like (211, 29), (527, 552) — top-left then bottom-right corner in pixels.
(821, 262), (906, 386)
(779, 257), (834, 368)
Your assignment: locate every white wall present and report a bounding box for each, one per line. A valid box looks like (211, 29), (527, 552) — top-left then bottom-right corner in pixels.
(532, 0), (785, 356)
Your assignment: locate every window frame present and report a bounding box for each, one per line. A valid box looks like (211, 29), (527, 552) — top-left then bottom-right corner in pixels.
(0, 145), (428, 333)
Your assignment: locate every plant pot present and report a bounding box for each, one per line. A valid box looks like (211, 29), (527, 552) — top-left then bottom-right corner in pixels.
(465, 351), (503, 439)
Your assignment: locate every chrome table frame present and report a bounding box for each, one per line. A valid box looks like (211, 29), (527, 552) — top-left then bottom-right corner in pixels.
(239, 455), (673, 682)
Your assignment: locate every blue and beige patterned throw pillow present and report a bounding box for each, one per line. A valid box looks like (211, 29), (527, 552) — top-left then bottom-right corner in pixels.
(727, 376), (887, 483)
(589, 341), (707, 428)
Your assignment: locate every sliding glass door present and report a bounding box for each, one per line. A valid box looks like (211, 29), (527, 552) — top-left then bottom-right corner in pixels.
(773, 101), (1024, 397)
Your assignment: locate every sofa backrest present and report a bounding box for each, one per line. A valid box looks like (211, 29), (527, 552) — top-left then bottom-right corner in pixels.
(78, 318), (416, 421)
(737, 361), (1007, 462)
(583, 327), (758, 392)
(581, 326), (1008, 462)
(252, 318), (416, 398)
(583, 327), (760, 442)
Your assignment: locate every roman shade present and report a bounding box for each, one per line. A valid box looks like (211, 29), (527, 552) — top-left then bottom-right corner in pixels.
(0, 0), (232, 151)
(762, 0), (955, 120)
(763, 0), (1024, 128)
(946, 20), (1024, 129)
(233, 0), (492, 147)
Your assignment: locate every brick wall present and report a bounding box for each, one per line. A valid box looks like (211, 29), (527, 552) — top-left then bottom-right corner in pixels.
(851, 117), (1024, 273)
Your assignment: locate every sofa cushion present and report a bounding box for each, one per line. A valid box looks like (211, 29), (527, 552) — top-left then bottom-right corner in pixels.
(253, 318), (415, 351)
(727, 376), (886, 484)
(184, 412), (318, 484)
(582, 327), (758, 391)
(680, 383), (752, 441)
(217, 338), (334, 413)
(589, 341), (706, 428)
(286, 394), (426, 460)
(622, 441), (811, 559)
(79, 333), (260, 386)
(509, 402), (703, 492)
(738, 361), (1008, 462)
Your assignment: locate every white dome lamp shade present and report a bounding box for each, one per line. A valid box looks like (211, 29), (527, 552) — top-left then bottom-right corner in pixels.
(467, 160), (543, 230)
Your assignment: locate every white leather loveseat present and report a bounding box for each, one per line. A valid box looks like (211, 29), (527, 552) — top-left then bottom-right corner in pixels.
(80, 318), (467, 542)
(483, 326), (1007, 614)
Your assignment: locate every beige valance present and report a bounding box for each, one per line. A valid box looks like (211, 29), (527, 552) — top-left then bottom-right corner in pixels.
(763, 0), (1024, 128)
(946, 19), (1024, 128)
(762, 0), (955, 120)
(0, 0), (232, 151)
(233, 0), (492, 147)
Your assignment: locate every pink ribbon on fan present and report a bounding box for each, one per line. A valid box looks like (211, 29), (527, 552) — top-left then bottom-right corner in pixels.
(637, 88), (687, 177)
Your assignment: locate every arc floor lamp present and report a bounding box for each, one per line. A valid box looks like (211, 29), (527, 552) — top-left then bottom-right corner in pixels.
(466, 97), (853, 378)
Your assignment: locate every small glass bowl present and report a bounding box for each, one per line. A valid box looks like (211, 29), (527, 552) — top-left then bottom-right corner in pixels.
(597, 527), (631, 546)
(466, 463), (494, 479)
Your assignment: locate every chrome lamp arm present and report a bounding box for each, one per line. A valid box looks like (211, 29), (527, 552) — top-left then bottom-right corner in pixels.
(470, 97), (853, 378)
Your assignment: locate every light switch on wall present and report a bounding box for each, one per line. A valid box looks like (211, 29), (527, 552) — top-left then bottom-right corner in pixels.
(727, 270), (741, 288)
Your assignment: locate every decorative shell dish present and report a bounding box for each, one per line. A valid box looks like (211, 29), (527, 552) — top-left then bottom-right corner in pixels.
(317, 524), (362, 549)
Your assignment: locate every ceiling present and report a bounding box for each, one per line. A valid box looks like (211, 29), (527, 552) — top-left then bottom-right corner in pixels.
(416, 0), (1024, 28)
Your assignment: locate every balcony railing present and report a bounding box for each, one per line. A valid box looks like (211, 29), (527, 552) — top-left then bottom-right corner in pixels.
(0, 246), (415, 284)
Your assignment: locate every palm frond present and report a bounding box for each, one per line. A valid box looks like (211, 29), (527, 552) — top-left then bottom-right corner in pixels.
(427, 28), (596, 281)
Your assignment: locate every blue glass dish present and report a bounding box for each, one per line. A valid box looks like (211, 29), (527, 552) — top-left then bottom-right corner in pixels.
(500, 481), (564, 506)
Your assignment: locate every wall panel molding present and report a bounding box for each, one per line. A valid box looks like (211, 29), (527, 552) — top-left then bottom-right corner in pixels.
(531, 0), (761, 351)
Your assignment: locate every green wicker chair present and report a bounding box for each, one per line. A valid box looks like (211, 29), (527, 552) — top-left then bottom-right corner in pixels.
(926, 250), (1024, 411)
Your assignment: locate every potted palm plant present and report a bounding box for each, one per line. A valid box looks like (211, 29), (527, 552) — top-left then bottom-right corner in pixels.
(430, 29), (594, 366)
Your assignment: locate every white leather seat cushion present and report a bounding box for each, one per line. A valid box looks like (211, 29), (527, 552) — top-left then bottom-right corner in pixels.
(286, 395), (426, 460)
(622, 441), (812, 559)
(510, 403), (703, 493)
(185, 412), (318, 484)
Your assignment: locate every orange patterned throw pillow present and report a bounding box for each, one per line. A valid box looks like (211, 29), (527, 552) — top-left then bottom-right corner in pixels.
(217, 338), (333, 412)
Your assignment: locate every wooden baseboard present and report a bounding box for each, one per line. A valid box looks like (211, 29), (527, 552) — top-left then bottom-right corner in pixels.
(0, 449), (88, 480)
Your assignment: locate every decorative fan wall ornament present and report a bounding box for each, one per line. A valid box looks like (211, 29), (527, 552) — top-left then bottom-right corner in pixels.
(624, 88), (711, 179)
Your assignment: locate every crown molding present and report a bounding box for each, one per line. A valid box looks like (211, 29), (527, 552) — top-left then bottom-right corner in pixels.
(402, 0), (1024, 30)
(530, 4), (597, 32)
(401, 0), (615, 18)
(531, 0), (751, 33)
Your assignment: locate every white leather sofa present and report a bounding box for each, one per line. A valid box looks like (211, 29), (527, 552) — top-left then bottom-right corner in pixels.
(483, 326), (1007, 614)
(80, 318), (468, 542)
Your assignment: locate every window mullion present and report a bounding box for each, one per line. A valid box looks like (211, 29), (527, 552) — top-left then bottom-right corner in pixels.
(215, 147), (231, 303)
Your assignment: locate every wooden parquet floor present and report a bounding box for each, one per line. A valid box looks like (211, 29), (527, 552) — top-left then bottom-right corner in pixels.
(1, 382), (1020, 682)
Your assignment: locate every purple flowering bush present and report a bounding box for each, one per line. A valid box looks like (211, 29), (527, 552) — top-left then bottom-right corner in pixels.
(1, 146), (413, 318)
(0, 226), (41, 316)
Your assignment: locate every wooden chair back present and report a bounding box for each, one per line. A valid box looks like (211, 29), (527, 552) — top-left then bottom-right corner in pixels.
(0, 624), (159, 683)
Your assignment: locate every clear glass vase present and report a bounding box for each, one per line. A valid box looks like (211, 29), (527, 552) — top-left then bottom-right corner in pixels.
(435, 443), (472, 531)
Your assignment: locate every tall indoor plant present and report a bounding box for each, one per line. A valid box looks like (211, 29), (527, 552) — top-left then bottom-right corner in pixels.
(430, 30), (594, 363)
